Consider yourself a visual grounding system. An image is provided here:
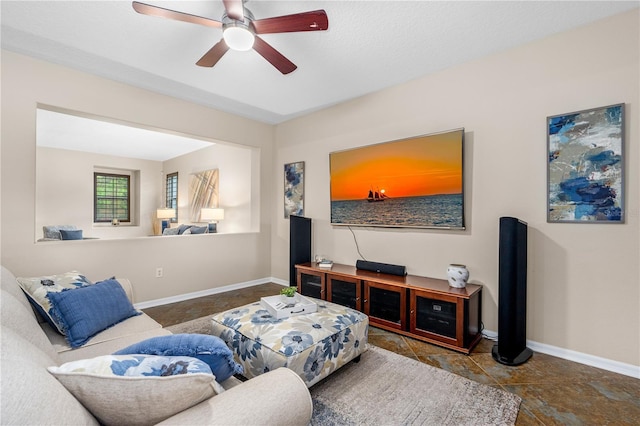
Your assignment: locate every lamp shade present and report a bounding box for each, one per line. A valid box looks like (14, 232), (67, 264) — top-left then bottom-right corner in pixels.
(156, 208), (175, 219)
(201, 208), (224, 221)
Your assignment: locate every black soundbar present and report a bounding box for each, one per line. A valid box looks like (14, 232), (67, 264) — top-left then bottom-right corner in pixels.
(356, 259), (407, 276)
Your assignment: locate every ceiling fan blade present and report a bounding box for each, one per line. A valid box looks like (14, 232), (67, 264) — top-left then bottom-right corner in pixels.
(132, 1), (222, 29)
(222, 0), (244, 21)
(252, 10), (328, 34)
(196, 39), (229, 67)
(253, 36), (297, 75)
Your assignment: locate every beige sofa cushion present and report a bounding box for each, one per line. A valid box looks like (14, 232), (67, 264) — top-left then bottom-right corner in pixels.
(43, 309), (163, 352)
(42, 310), (169, 363)
(1, 265), (35, 315)
(1, 324), (58, 369)
(1, 290), (60, 364)
(58, 327), (173, 363)
(114, 277), (135, 302)
(1, 327), (99, 425)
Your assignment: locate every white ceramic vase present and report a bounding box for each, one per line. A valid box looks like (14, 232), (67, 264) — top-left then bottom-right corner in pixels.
(447, 264), (469, 288)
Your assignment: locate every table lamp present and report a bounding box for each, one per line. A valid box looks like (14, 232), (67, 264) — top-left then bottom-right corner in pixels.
(156, 208), (175, 234)
(201, 208), (224, 233)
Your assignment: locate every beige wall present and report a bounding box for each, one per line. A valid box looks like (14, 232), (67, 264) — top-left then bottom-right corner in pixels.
(273, 10), (639, 366)
(36, 147), (162, 239)
(1, 50), (275, 303)
(163, 142), (257, 234)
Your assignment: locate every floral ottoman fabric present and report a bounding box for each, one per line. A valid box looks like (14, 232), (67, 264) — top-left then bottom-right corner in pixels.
(210, 298), (369, 387)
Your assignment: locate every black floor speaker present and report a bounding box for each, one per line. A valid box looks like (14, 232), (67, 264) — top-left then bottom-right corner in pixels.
(356, 259), (407, 276)
(289, 215), (311, 287)
(492, 216), (533, 366)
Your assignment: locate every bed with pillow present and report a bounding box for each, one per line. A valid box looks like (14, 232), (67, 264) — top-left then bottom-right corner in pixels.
(1, 265), (313, 425)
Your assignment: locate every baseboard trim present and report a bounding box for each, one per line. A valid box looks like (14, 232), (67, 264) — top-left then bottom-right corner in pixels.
(527, 339), (640, 379)
(133, 277), (288, 310)
(271, 277), (289, 286)
(484, 329), (639, 379)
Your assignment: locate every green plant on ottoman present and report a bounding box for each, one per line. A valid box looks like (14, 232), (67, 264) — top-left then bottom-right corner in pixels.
(280, 287), (296, 297)
(280, 287), (296, 303)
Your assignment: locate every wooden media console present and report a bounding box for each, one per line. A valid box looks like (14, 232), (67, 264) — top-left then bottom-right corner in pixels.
(296, 262), (483, 354)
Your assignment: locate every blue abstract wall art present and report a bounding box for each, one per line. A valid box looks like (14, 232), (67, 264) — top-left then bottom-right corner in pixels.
(284, 161), (304, 218)
(547, 104), (624, 223)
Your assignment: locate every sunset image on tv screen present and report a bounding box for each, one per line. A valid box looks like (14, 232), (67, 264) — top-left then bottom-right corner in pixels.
(329, 129), (464, 229)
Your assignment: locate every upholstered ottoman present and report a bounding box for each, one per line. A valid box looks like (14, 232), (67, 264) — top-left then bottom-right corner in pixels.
(211, 298), (368, 387)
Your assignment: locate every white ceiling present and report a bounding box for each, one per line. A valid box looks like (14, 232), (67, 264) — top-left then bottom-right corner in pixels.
(36, 108), (213, 161)
(2, 1), (638, 125)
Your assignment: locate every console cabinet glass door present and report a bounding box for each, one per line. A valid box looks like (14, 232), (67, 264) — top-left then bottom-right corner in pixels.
(327, 274), (361, 310)
(297, 269), (325, 299)
(410, 289), (461, 346)
(364, 281), (406, 330)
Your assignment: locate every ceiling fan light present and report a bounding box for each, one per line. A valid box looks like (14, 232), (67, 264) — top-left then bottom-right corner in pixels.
(223, 27), (255, 51)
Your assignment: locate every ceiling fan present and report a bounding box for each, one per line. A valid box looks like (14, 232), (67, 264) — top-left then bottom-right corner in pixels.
(132, 0), (329, 74)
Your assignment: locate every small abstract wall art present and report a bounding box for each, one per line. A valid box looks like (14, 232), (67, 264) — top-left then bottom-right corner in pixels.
(284, 161), (304, 218)
(189, 169), (219, 222)
(547, 104), (624, 223)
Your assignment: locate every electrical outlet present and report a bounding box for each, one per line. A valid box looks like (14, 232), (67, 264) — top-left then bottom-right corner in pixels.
(155, 267), (163, 278)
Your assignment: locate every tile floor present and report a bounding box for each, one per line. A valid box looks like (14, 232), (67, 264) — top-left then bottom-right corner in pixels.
(143, 283), (640, 425)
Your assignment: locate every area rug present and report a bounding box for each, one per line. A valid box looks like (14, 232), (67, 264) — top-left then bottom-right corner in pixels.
(309, 345), (520, 425)
(166, 316), (521, 425)
(165, 314), (215, 335)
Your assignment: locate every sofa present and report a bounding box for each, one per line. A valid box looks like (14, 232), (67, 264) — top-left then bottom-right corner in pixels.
(0, 265), (313, 425)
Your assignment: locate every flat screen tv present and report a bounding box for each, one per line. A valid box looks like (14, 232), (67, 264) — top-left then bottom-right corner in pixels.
(329, 128), (465, 230)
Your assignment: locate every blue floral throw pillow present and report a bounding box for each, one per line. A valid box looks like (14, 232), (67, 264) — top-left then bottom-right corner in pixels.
(114, 333), (243, 382)
(48, 354), (221, 426)
(16, 271), (93, 333)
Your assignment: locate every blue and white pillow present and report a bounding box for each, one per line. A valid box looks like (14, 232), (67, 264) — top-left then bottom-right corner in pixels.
(16, 271), (93, 333)
(50, 354), (213, 376)
(48, 354), (222, 426)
